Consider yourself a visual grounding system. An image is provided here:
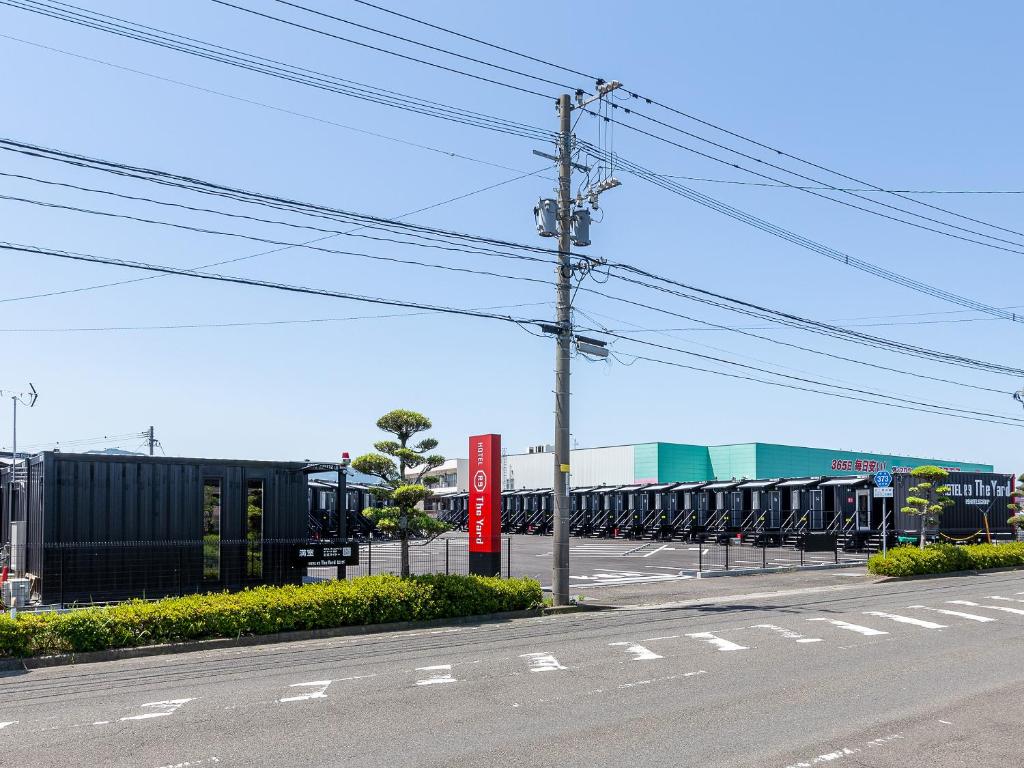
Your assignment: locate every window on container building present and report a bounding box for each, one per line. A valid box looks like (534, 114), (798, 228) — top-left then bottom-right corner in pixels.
(202, 479), (222, 581)
(246, 479), (264, 579)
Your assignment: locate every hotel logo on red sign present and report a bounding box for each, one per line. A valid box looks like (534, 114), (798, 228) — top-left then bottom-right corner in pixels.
(468, 434), (501, 554)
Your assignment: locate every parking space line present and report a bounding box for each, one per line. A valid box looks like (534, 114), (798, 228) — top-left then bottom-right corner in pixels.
(806, 618), (888, 636)
(907, 605), (995, 622)
(863, 611), (946, 630)
(609, 642), (663, 660)
(685, 632), (748, 652)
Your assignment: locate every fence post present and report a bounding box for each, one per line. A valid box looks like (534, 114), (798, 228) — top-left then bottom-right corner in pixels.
(368, 539), (373, 576)
(506, 537), (511, 579)
(762, 537), (767, 569)
(59, 545), (65, 608)
(725, 540), (729, 570)
(699, 544), (703, 572)
(445, 538), (450, 575)
(800, 541), (805, 567)
(834, 535), (839, 565)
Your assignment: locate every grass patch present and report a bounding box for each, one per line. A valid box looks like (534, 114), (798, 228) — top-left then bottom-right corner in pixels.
(867, 542), (1024, 577)
(0, 573), (542, 658)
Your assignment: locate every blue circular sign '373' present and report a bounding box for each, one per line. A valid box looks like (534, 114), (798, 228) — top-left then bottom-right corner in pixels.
(874, 470), (893, 488)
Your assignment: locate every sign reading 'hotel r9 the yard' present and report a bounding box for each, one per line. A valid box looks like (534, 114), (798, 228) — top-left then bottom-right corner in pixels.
(468, 433), (501, 576)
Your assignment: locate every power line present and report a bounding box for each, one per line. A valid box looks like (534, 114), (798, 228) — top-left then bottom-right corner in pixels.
(0, 302), (553, 333)
(1, 0), (555, 142)
(208, 0), (555, 99)
(348, 0), (598, 81)
(269, 0), (578, 92)
(581, 111), (1024, 258)
(590, 328), (1024, 424)
(0, 138), (564, 261)
(0, 33), (550, 178)
(581, 142), (1024, 323)
(606, 346), (1024, 430)
(595, 264), (1024, 376)
(650, 173), (1024, 195)
(0, 167), (550, 305)
(0, 240), (555, 330)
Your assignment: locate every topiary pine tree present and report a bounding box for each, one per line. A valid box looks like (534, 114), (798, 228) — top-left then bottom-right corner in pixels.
(900, 465), (955, 549)
(352, 409), (447, 577)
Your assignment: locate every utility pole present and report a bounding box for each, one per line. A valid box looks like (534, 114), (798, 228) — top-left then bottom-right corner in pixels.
(551, 93), (573, 607)
(536, 85), (620, 607)
(147, 425), (156, 456)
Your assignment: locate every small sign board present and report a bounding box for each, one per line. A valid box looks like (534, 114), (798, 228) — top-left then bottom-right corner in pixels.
(295, 542), (359, 566)
(873, 471), (893, 488)
(873, 487), (894, 498)
(301, 462), (342, 474)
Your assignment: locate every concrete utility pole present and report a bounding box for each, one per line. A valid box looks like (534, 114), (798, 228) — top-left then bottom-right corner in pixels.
(551, 93), (573, 607)
(147, 425), (156, 456)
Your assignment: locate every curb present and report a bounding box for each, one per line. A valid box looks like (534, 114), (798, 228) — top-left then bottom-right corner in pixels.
(0, 607), (544, 672)
(696, 561), (867, 578)
(873, 565), (1024, 582)
(542, 603), (611, 615)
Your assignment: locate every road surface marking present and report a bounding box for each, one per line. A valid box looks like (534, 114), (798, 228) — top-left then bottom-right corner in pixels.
(92, 721), (110, 726)
(609, 642), (663, 660)
(751, 624), (823, 643)
(279, 680), (332, 702)
(154, 758), (221, 768)
(0, 722), (16, 730)
(415, 665), (456, 685)
(938, 719), (953, 725)
(806, 618), (888, 636)
(120, 699), (194, 721)
(685, 632), (748, 652)
(519, 652), (566, 672)
(784, 747), (859, 767)
(640, 635), (680, 642)
(863, 611), (946, 629)
(949, 599), (1024, 616)
(907, 605), (996, 622)
(989, 595), (1024, 603)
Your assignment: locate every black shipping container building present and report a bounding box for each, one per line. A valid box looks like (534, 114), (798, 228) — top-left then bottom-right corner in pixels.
(1, 451), (309, 604)
(893, 471), (1015, 539)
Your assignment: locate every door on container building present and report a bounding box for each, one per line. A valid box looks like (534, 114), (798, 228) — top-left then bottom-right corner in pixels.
(767, 491), (781, 529)
(243, 473), (267, 583)
(730, 491), (743, 527)
(855, 489), (871, 531)
(809, 490), (824, 530)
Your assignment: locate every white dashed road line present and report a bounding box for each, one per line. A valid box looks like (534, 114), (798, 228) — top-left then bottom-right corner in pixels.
(751, 624), (823, 643)
(415, 665), (456, 686)
(120, 699), (195, 722)
(519, 652), (567, 672)
(907, 605), (996, 622)
(863, 611), (946, 630)
(609, 642), (663, 660)
(949, 600), (1024, 616)
(279, 680), (332, 703)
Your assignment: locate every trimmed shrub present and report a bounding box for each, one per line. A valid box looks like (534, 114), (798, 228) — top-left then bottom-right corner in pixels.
(867, 542), (1024, 577)
(0, 574), (542, 658)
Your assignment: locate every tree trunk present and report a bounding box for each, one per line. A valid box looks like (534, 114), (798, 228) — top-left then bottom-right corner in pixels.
(919, 521), (926, 550)
(399, 508), (410, 577)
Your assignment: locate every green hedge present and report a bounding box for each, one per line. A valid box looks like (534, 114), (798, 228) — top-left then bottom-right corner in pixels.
(867, 542), (1024, 577)
(0, 574), (542, 658)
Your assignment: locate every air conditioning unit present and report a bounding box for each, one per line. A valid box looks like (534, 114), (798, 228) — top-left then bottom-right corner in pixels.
(528, 444), (554, 454)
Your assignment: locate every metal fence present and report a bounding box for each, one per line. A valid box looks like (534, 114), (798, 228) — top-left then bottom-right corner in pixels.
(9, 536), (512, 609)
(335, 537), (511, 580)
(697, 534), (868, 572)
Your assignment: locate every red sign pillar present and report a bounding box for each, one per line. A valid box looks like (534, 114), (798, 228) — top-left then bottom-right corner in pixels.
(468, 434), (502, 576)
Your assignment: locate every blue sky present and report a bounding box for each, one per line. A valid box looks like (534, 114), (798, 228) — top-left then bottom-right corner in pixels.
(1, 1), (1021, 471)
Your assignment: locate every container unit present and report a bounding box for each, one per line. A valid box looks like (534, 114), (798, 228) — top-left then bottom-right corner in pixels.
(613, 484), (646, 538)
(523, 488), (552, 534)
(819, 475), (873, 542)
(893, 471), (1015, 541)
(570, 487), (595, 535)
(735, 479), (781, 543)
(669, 482), (706, 539)
(500, 489), (521, 533)
(698, 481), (740, 538)
(642, 483), (678, 539)
(592, 486), (623, 537)
(777, 477), (827, 540)
(307, 479), (377, 539)
(1, 451), (309, 605)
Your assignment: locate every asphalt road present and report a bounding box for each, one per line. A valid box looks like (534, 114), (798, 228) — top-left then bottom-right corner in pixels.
(3, 571), (1023, 767)
(341, 533), (866, 588)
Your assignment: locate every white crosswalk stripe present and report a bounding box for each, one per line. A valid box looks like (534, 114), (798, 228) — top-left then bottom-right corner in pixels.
(751, 624), (822, 643)
(415, 665), (456, 686)
(948, 600), (1024, 616)
(519, 652), (567, 672)
(685, 632), (748, 652)
(989, 595), (1024, 604)
(806, 618), (888, 636)
(863, 611), (946, 629)
(609, 642), (663, 660)
(907, 605), (996, 623)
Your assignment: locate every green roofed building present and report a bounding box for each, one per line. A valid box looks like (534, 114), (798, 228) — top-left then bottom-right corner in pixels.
(503, 441), (992, 490)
